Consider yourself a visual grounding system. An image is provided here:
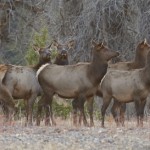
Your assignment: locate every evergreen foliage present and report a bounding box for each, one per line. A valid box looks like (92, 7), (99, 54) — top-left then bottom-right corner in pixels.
(25, 27), (49, 65)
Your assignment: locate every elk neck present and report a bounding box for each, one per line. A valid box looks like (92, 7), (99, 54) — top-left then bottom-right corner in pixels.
(33, 58), (51, 71)
(134, 52), (146, 68)
(142, 57), (150, 86)
(88, 54), (108, 86)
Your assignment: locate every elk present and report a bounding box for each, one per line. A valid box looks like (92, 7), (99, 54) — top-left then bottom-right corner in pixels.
(36, 39), (75, 126)
(0, 44), (51, 126)
(36, 41), (119, 126)
(0, 81), (16, 121)
(54, 50), (69, 65)
(74, 39), (150, 127)
(53, 39), (75, 65)
(106, 39), (150, 126)
(100, 49), (150, 127)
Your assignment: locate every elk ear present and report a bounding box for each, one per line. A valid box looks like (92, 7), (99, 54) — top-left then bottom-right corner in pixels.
(67, 40), (75, 49)
(97, 42), (104, 48)
(101, 42), (104, 46)
(52, 40), (59, 47)
(144, 38), (147, 45)
(91, 40), (97, 47)
(32, 45), (40, 52)
(46, 43), (52, 49)
(140, 39), (147, 48)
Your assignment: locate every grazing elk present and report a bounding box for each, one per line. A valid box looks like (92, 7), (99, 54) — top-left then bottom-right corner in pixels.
(82, 39), (150, 127)
(36, 39), (75, 126)
(36, 41), (119, 126)
(100, 49), (150, 128)
(0, 44), (51, 126)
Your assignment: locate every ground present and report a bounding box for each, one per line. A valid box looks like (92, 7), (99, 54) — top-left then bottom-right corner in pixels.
(0, 116), (149, 150)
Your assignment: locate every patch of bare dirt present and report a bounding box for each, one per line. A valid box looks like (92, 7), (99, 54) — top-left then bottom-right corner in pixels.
(0, 117), (149, 150)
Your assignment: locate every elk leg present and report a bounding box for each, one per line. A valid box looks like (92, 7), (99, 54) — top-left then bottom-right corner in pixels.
(24, 100), (29, 126)
(139, 99), (146, 127)
(25, 94), (37, 126)
(78, 96), (88, 127)
(101, 95), (112, 128)
(0, 101), (14, 124)
(0, 84), (15, 109)
(119, 103), (126, 127)
(0, 102), (9, 121)
(76, 96), (88, 126)
(87, 96), (94, 127)
(78, 101), (83, 126)
(111, 100), (120, 126)
(41, 84), (56, 126)
(45, 104), (51, 126)
(134, 99), (140, 127)
(36, 95), (45, 126)
(0, 84), (16, 122)
(72, 98), (78, 126)
(37, 95), (52, 126)
(47, 97), (56, 126)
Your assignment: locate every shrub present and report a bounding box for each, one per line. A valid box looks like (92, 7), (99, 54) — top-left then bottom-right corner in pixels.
(25, 27), (49, 65)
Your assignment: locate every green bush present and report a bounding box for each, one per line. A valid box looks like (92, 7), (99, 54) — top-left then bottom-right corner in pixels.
(25, 27), (49, 65)
(53, 101), (72, 120)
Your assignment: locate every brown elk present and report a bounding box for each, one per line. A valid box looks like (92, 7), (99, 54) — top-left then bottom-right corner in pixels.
(36, 40), (75, 126)
(107, 39), (150, 126)
(0, 81), (16, 121)
(100, 49), (150, 127)
(0, 44), (51, 126)
(36, 41), (119, 126)
(74, 39), (150, 127)
(0, 65), (16, 113)
(53, 39), (75, 65)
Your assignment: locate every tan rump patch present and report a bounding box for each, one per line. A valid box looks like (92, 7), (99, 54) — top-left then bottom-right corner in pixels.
(0, 65), (9, 81)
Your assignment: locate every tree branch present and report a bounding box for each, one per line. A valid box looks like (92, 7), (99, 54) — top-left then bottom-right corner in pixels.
(0, 1), (44, 13)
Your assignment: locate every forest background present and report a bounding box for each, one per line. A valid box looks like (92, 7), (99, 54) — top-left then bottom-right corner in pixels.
(0, 0), (150, 119)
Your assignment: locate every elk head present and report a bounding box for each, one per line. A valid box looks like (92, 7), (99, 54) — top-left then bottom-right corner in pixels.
(91, 40), (119, 61)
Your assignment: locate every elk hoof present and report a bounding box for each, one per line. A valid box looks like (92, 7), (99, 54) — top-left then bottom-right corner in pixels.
(101, 124), (105, 128)
(45, 118), (51, 126)
(36, 120), (40, 126)
(45, 122), (51, 126)
(84, 123), (90, 127)
(36, 122), (40, 126)
(52, 121), (56, 126)
(25, 122), (33, 127)
(90, 122), (94, 127)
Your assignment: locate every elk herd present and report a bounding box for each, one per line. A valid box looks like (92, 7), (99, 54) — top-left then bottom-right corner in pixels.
(0, 39), (150, 128)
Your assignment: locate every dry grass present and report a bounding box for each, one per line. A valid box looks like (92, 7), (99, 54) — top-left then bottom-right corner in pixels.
(0, 114), (149, 150)
(0, 113), (149, 129)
